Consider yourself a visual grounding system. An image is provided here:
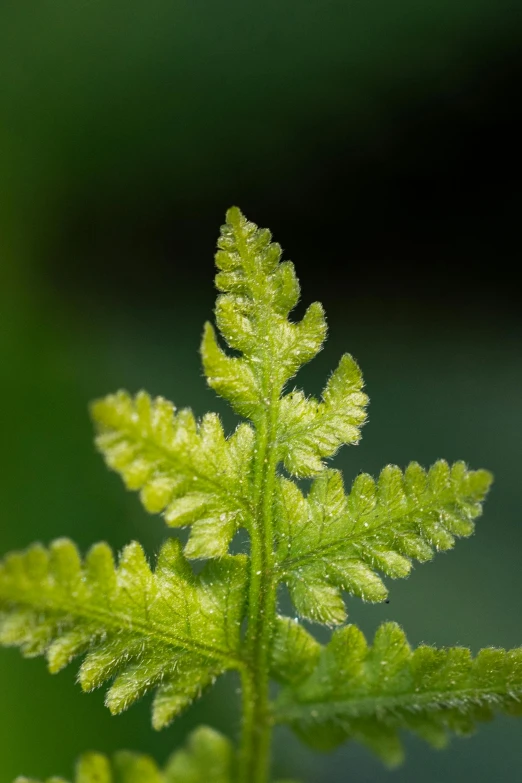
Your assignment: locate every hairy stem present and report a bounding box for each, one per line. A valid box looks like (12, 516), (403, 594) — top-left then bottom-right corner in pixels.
(230, 214), (282, 783)
(239, 406), (279, 783)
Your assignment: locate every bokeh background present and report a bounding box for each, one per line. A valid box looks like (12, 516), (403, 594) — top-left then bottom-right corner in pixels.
(1, 2), (521, 781)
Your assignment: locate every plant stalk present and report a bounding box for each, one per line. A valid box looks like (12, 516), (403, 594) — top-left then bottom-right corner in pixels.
(239, 402), (279, 783)
(234, 218), (281, 783)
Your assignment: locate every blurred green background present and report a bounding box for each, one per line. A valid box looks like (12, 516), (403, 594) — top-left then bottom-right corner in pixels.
(1, 1), (521, 781)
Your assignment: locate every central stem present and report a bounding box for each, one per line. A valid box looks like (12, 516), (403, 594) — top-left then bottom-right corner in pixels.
(233, 218), (281, 783)
(239, 400), (279, 783)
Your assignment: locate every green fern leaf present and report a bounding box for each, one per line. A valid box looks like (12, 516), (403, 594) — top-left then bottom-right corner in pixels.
(0, 539), (247, 728)
(201, 207), (327, 422)
(165, 725), (234, 781)
(275, 621), (522, 767)
(14, 751), (161, 783)
(202, 207), (367, 479)
(91, 391), (254, 559)
(277, 461), (492, 624)
(14, 726), (234, 783)
(276, 354), (368, 477)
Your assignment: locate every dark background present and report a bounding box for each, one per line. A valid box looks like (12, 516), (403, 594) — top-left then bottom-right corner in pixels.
(1, 2), (521, 781)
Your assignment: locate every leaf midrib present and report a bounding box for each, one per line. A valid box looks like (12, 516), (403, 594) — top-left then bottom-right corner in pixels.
(0, 590), (242, 666)
(278, 487), (473, 573)
(275, 684), (521, 723)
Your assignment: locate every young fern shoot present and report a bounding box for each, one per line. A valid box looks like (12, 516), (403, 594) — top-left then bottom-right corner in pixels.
(1, 208), (519, 783)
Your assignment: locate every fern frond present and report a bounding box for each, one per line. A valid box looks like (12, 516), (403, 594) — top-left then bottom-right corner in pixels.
(91, 391), (254, 559)
(0, 539), (247, 728)
(14, 726), (234, 783)
(275, 621), (522, 766)
(276, 461), (492, 624)
(5, 206), (504, 781)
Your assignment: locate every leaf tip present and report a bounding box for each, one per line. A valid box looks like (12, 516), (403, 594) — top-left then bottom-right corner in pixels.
(225, 205), (243, 226)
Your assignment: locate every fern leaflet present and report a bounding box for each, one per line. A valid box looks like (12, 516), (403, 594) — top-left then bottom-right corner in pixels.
(276, 461), (492, 624)
(0, 539), (246, 729)
(274, 621), (522, 766)
(14, 725), (297, 783)
(91, 392), (254, 559)
(276, 355), (368, 477)
(14, 726), (234, 783)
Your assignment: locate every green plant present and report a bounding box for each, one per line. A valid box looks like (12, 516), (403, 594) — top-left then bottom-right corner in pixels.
(1, 208), (520, 783)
